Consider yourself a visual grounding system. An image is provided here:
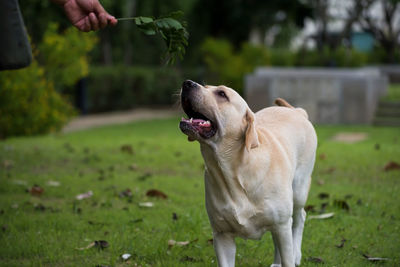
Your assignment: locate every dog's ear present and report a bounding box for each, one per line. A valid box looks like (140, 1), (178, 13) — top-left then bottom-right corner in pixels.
(245, 110), (259, 151)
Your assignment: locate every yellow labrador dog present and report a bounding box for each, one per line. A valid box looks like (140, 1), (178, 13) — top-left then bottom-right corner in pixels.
(179, 80), (317, 267)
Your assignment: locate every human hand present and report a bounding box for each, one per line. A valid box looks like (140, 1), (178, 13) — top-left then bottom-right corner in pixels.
(53, 0), (117, 32)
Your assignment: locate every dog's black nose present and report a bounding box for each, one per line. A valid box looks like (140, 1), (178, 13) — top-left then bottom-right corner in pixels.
(182, 80), (198, 91)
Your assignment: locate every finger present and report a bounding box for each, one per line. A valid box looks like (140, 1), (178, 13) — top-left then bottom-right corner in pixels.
(98, 13), (108, 28)
(89, 12), (99, 31)
(108, 15), (118, 26)
(75, 17), (91, 32)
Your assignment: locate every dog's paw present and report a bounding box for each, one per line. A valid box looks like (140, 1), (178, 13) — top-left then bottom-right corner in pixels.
(295, 251), (302, 266)
(270, 264), (281, 267)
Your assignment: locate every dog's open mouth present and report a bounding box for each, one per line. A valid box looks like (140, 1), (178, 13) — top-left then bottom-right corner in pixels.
(179, 110), (217, 140)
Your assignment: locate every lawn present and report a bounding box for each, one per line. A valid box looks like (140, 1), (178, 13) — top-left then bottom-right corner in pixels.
(0, 118), (399, 267)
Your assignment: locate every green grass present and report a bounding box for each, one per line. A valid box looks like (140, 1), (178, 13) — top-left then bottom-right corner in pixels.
(0, 118), (399, 266)
(382, 83), (400, 102)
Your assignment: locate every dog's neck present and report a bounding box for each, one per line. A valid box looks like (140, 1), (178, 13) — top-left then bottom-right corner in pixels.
(200, 137), (250, 201)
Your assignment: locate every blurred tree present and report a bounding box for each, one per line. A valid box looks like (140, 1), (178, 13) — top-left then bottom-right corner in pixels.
(358, 0), (400, 63)
(188, 0), (312, 47)
(185, 0), (312, 65)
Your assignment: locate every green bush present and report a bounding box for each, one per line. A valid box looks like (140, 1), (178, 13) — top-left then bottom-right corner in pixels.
(38, 23), (97, 91)
(87, 65), (184, 112)
(0, 24), (96, 138)
(0, 61), (76, 138)
(200, 38), (270, 94)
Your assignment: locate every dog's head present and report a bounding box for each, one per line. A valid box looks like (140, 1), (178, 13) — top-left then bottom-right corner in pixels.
(179, 80), (259, 151)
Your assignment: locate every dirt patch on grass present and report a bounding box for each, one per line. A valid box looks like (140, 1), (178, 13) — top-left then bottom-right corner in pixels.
(331, 132), (368, 143)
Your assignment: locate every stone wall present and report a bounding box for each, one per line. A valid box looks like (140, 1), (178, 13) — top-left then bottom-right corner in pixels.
(245, 67), (388, 124)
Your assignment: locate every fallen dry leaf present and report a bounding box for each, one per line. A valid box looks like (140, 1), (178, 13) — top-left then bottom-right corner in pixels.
(307, 257), (324, 263)
(119, 188), (132, 198)
(76, 190), (93, 200)
(335, 238), (347, 248)
(29, 185), (44, 197)
(308, 212), (334, 220)
(168, 239), (190, 248)
(305, 205), (316, 212)
(138, 202), (154, 208)
(76, 240), (109, 250)
(121, 144), (134, 155)
(1, 160), (14, 170)
(334, 199), (350, 211)
(137, 172), (152, 181)
(47, 180), (60, 187)
(362, 253), (390, 262)
(130, 218), (143, 223)
(317, 179), (325, 186)
(146, 189), (168, 199)
(121, 253), (131, 261)
(180, 255), (200, 262)
(129, 164), (138, 171)
(207, 238), (213, 245)
(318, 192), (329, 199)
(319, 153), (326, 160)
(34, 203), (46, 212)
(322, 167), (336, 174)
(384, 161), (400, 171)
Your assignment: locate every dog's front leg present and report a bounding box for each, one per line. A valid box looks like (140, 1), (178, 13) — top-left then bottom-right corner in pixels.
(213, 232), (236, 267)
(272, 220), (295, 267)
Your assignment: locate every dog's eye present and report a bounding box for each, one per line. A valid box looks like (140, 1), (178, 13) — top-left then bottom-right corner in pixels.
(217, 90), (228, 99)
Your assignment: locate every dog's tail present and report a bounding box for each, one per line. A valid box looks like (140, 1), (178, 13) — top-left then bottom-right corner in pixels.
(274, 98), (308, 119)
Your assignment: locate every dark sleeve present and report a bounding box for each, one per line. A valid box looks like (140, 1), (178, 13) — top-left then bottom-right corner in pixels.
(0, 0), (32, 70)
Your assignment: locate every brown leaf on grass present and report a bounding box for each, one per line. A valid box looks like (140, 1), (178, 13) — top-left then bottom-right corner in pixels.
(129, 164), (138, 171)
(318, 192), (329, 199)
(76, 240), (109, 250)
(322, 167), (336, 174)
(119, 189), (132, 198)
(121, 253), (131, 261)
(319, 153), (326, 160)
(317, 179), (325, 186)
(34, 203), (46, 212)
(138, 202), (154, 208)
(1, 160), (13, 170)
(138, 172), (152, 181)
(207, 238), (213, 245)
(29, 185), (44, 196)
(308, 212), (334, 220)
(180, 256), (201, 262)
(121, 144), (134, 155)
(46, 180), (61, 187)
(168, 238), (198, 249)
(334, 199), (350, 211)
(307, 257), (324, 263)
(304, 205), (316, 212)
(335, 238), (347, 248)
(384, 161), (400, 171)
(168, 239), (190, 248)
(76, 191), (93, 200)
(362, 253), (390, 262)
(146, 189), (168, 199)
(130, 218), (143, 223)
